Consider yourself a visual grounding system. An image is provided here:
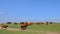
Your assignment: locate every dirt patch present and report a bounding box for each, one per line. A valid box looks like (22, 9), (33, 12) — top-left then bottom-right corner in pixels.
(0, 27), (21, 31)
(6, 28), (21, 31)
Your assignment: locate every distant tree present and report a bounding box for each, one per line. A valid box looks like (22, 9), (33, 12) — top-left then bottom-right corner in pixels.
(7, 22), (12, 24)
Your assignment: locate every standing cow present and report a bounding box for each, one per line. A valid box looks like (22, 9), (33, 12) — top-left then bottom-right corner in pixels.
(28, 22), (33, 25)
(20, 22), (28, 30)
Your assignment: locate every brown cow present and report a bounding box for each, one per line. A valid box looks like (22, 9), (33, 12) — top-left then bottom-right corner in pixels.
(2, 25), (8, 29)
(28, 22), (33, 25)
(0, 24), (8, 29)
(20, 22), (28, 30)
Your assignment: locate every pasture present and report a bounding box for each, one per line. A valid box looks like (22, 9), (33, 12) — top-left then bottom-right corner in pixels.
(0, 23), (60, 34)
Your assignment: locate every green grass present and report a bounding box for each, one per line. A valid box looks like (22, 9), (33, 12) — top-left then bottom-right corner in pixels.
(7, 24), (20, 28)
(0, 29), (45, 34)
(0, 23), (60, 34)
(28, 24), (60, 32)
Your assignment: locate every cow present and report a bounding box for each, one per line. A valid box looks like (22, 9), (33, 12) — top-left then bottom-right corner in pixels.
(34, 22), (40, 25)
(28, 22), (33, 25)
(0, 24), (8, 29)
(2, 25), (8, 29)
(20, 22), (28, 30)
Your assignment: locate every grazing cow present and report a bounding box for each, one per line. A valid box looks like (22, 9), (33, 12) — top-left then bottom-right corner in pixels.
(20, 22), (28, 30)
(2, 25), (8, 29)
(0, 24), (8, 29)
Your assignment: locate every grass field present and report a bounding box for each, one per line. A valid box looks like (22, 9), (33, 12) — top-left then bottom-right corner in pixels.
(0, 23), (60, 34)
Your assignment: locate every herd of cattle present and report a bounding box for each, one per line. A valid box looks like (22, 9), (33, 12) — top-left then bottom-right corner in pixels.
(0, 22), (53, 30)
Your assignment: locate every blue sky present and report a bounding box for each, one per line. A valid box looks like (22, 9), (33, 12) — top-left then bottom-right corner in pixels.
(0, 0), (60, 23)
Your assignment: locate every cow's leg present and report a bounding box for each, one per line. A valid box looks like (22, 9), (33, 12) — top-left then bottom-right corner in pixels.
(21, 26), (24, 30)
(23, 26), (27, 30)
